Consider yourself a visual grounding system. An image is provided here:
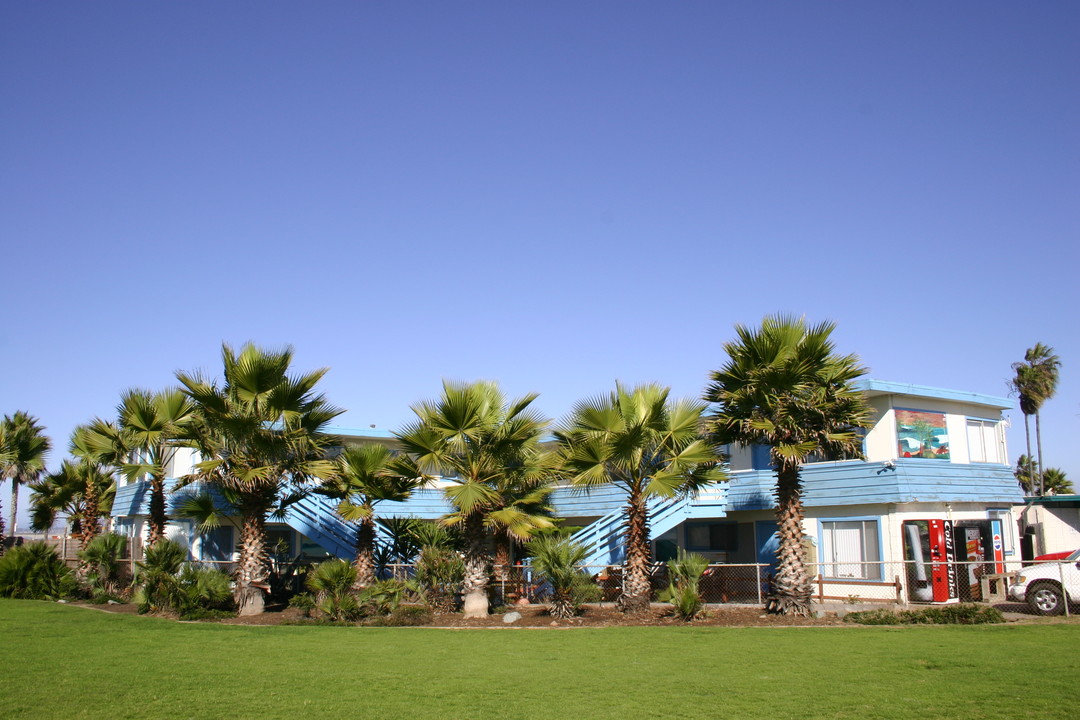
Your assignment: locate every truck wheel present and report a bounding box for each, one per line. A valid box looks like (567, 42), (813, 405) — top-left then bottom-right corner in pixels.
(1028, 581), (1065, 616)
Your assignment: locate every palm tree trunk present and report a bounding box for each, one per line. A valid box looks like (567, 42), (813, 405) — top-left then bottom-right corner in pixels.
(620, 487), (652, 614)
(79, 482), (100, 551)
(236, 497), (271, 616)
(461, 512), (489, 618)
(0, 500), (6, 556)
(9, 479), (18, 538)
(767, 460), (813, 616)
(353, 516), (377, 590)
(147, 473), (167, 546)
(1023, 415), (1034, 495)
(1035, 412), (1045, 496)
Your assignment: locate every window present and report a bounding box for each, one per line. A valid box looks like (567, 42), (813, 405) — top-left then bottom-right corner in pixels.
(820, 520), (880, 580)
(685, 522), (738, 552)
(200, 526), (234, 562)
(966, 419), (1004, 464)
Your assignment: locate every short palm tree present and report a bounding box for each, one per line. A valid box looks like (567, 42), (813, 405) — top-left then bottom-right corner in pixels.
(316, 444), (423, 589)
(556, 383), (725, 614)
(705, 315), (871, 616)
(0, 412), (52, 546)
(527, 534), (592, 619)
(394, 380), (555, 618)
(177, 343), (342, 615)
(29, 455), (116, 551)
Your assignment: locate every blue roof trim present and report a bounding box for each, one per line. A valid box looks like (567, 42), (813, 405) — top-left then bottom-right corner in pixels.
(857, 379), (1011, 410)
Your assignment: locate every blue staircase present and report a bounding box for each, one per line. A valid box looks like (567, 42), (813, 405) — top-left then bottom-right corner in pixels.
(284, 493), (367, 559)
(570, 484), (729, 566)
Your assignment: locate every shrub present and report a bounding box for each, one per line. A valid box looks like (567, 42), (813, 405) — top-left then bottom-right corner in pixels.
(134, 539), (233, 618)
(360, 578), (419, 616)
(415, 545), (464, 614)
(845, 604), (1005, 626)
(78, 533), (128, 598)
(0, 543), (77, 600)
(370, 604), (433, 627)
(663, 550), (708, 621)
(306, 559), (361, 622)
(527, 535), (596, 619)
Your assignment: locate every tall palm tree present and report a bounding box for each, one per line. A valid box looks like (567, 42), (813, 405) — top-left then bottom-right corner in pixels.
(110, 389), (196, 546)
(0, 412), (52, 546)
(177, 343), (342, 616)
(394, 380), (555, 618)
(315, 444), (423, 589)
(1009, 363), (1039, 492)
(556, 383), (725, 614)
(1025, 343), (1060, 492)
(705, 315), (871, 617)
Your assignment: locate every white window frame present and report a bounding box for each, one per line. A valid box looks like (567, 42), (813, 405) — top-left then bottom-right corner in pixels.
(966, 418), (1005, 464)
(819, 518), (881, 580)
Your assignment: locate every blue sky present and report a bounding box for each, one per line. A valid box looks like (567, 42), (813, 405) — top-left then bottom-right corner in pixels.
(2, 2), (1077, 524)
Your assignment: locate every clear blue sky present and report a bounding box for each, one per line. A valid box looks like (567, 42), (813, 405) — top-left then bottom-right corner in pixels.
(2, 2), (1077, 525)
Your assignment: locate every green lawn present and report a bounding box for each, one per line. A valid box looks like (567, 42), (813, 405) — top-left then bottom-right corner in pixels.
(1, 600), (1077, 719)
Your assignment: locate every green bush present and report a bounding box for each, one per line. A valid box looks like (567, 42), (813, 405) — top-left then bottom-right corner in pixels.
(306, 559), (361, 622)
(370, 604), (433, 627)
(360, 578), (420, 616)
(526, 535), (595, 619)
(663, 550), (708, 621)
(134, 539), (233, 618)
(845, 604), (1005, 626)
(415, 545), (464, 614)
(78, 533), (128, 598)
(0, 543), (77, 600)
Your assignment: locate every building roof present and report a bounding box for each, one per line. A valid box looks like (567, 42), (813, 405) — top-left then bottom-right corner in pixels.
(857, 379), (1012, 410)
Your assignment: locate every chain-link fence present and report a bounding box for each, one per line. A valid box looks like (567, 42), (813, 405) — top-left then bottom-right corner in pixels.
(36, 532), (1069, 612)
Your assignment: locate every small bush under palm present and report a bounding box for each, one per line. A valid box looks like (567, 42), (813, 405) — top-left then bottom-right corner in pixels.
(664, 550), (708, 621)
(306, 559), (361, 622)
(0, 542), (76, 600)
(415, 545), (464, 614)
(134, 539), (233, 618)
(360, 578), (420, 616)
(78, 532), (128, 598)
(527, 535), (595, 619)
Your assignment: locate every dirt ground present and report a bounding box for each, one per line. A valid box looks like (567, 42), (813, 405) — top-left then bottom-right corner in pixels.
(72, 600), (1074, 628)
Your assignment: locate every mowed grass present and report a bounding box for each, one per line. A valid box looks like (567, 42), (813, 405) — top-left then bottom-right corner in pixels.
(1, 600), (1077, 720)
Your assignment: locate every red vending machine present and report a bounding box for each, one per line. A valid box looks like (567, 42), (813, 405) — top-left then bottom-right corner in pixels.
(928, 519), (959, 602)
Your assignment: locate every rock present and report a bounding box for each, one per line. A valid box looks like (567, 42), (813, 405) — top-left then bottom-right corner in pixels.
(57, 599), (67, 604)
(503, 611), (521, 624)
(814, 610), (826, 619)
(107, 600), (120, 605)
(515, 597), (530, 607)
(550, 620), (559, 626)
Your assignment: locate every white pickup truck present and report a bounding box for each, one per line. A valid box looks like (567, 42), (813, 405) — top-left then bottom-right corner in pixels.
(1008, 548), (1080, 615)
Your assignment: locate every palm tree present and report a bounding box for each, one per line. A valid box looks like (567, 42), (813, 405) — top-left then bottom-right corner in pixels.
(704, 315), (871, 617)
(1040, 468), (1073, 495)
(1009, 364), (1039, 490)
(29, 456), (116, 551)
(112, 389), (196, 546)
(1026, 344), (1060, 491)
(315, 444), (423, 589)
(0, 412), (52, 547)
(1011, 344), (1061, 494)
(394, 380), (555, 618)
(1014, 455), (1039, 495)
(556, 383), (725, 614)
(176, 343), (342, 616)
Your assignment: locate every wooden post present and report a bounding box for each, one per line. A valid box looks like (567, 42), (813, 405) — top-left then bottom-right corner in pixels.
(818, 574), (824, 603)
(895, 575), (902, 604)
